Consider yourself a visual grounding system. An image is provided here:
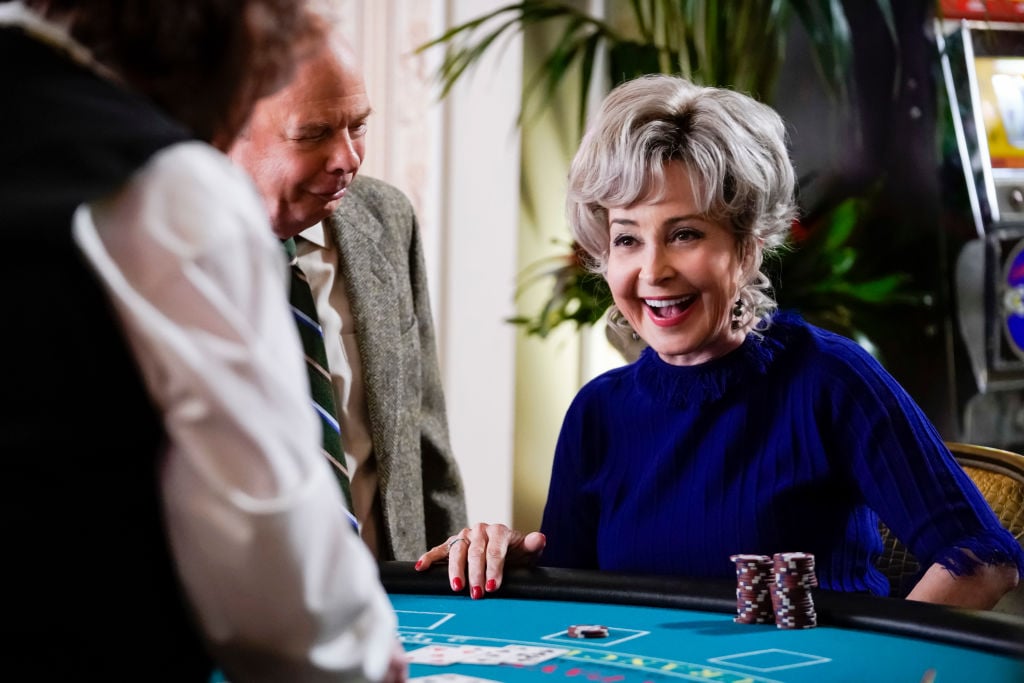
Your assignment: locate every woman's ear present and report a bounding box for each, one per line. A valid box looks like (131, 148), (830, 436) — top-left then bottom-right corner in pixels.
(736, 237), (758, 279)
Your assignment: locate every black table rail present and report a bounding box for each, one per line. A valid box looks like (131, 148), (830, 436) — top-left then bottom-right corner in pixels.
(380, 561), (1024, 660)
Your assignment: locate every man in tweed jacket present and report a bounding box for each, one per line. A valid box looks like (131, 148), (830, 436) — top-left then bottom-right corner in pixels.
(230, 13), (467, 561)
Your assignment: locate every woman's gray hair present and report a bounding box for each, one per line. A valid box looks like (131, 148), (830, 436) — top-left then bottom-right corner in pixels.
(567, 74), (797, 331)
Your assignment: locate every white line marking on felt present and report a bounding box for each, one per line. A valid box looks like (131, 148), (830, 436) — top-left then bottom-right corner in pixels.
(394, 610), (456, 630)
(708, 648), (831, 672)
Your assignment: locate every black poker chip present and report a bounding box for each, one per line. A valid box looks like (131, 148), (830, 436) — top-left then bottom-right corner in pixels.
(567, 624), (609, 638)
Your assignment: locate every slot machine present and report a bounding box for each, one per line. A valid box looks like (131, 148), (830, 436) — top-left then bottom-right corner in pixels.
(939, 0), (1024, 447)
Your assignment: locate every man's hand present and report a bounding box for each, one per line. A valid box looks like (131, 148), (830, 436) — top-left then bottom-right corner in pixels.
(382, 638), (408, 683)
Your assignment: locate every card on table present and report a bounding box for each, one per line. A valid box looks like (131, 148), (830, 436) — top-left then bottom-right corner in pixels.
(405, 645), (465, 666)
(406, 643), (569, 667)
(410, 675), (503, 683)
(496, 644), (569, 665)
(450, 645), (509, 665)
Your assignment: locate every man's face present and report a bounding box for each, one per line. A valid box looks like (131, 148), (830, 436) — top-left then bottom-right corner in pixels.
(231, 43), (371, 238)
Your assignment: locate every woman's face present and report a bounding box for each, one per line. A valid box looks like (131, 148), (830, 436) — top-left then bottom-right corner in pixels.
(605, 161), (747, 366)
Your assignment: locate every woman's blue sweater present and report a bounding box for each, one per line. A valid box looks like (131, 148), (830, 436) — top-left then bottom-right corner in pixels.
(539, 313), (1024, 595)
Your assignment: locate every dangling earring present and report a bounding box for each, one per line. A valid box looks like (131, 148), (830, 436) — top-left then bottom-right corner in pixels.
(731, 299), (744, 330)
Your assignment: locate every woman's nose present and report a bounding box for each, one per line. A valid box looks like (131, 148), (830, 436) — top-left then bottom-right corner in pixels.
(640, 246), (673, 284)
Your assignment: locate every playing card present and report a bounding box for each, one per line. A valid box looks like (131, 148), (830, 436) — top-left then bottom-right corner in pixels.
(452, 645), (509, 665)
(405, 645), (464, 666)
(410, 675), (503, 683)
(496, 644), (569, 665)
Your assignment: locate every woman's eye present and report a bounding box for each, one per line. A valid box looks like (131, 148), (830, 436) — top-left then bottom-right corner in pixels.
(612, 234), (636, 247)
(671, 227), (700, 242)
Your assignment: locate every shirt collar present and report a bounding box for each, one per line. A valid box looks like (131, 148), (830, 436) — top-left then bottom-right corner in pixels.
(298, 221), (328, 249)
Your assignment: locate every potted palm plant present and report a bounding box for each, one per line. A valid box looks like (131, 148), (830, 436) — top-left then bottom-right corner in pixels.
(418, 0), (927, 358)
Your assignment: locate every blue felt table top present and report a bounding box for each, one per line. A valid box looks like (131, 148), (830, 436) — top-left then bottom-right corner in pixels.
(391, 593), (1024, 683)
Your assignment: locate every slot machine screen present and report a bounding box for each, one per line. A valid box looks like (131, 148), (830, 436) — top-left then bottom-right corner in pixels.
(967, 25), (1024, 224)
(974, 55), (1024, 168)
(940, 20), (1024, 228)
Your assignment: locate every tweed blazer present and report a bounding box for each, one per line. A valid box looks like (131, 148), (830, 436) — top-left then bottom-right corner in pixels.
(326, 175), (468, 560)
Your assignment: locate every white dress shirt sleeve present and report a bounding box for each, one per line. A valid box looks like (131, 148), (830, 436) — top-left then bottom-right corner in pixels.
(72, 141), (396, 682)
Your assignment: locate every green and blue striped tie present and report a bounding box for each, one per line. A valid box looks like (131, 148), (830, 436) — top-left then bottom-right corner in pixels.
(283, 238), (357, 529)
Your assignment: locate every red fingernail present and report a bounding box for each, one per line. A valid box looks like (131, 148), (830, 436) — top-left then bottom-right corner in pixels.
(485, 579), (497, 592)
(471, 585), (483, 600)
(414, 560), (423, 570)
(451, 577), (463, 592)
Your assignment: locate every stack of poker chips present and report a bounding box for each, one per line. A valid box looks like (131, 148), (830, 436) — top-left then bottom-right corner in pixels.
(730, 554), (775, 624)
(566, 624), (609, 639)
(770, 551), (818, 629)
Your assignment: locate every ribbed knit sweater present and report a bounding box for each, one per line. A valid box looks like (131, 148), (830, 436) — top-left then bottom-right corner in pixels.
(539, 313), (1024, 596)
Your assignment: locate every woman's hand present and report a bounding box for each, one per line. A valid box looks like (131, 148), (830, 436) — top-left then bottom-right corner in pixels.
(906, 555), (1019, 610)
(415, 522), (546, 599)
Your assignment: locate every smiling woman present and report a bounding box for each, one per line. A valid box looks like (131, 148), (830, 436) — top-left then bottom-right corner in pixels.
(604, 162), (748, 366)
(568, 74), (796, 365)
(417, 72), (1023, 615)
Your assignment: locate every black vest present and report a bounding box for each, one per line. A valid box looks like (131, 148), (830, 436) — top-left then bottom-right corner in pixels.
(0, 27), (213, 680)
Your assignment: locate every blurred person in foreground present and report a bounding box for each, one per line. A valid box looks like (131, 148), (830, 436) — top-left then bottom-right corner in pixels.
(416, 74), (1023, 611)
(229, 4), (466, 562)
(0, 0), (405, 680)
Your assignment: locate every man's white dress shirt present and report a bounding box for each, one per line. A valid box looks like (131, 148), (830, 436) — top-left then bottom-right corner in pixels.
(296, 224), (383, 559)
(0, 2), (401, 677)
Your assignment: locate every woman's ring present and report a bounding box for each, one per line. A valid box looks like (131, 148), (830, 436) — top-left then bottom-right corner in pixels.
(447, 537), (469, 552)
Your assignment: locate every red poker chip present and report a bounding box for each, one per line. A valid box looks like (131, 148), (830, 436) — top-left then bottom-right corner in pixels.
(567, 624), (609, 638)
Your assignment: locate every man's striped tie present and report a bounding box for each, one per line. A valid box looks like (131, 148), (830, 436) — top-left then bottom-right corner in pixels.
(283, 238), (357, 529)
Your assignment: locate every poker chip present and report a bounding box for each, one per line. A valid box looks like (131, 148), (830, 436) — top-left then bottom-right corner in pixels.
(730, 551), (818, 629)
(729, 554), (774, 624)
(770, 552), (818, 630)
(567, 624), (609, 638)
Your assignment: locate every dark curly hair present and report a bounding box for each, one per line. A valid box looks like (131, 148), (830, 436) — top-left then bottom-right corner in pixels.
(27, 0), (319, 145)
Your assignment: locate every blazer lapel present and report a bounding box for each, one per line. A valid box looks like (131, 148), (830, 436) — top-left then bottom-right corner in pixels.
(327, 201), (401, 476)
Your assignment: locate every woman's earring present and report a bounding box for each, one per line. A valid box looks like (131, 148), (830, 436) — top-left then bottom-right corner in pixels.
(731, 299), (744, 329)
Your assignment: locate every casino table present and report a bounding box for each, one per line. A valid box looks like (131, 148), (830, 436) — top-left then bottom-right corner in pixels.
(380, 561), (1024, 683)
